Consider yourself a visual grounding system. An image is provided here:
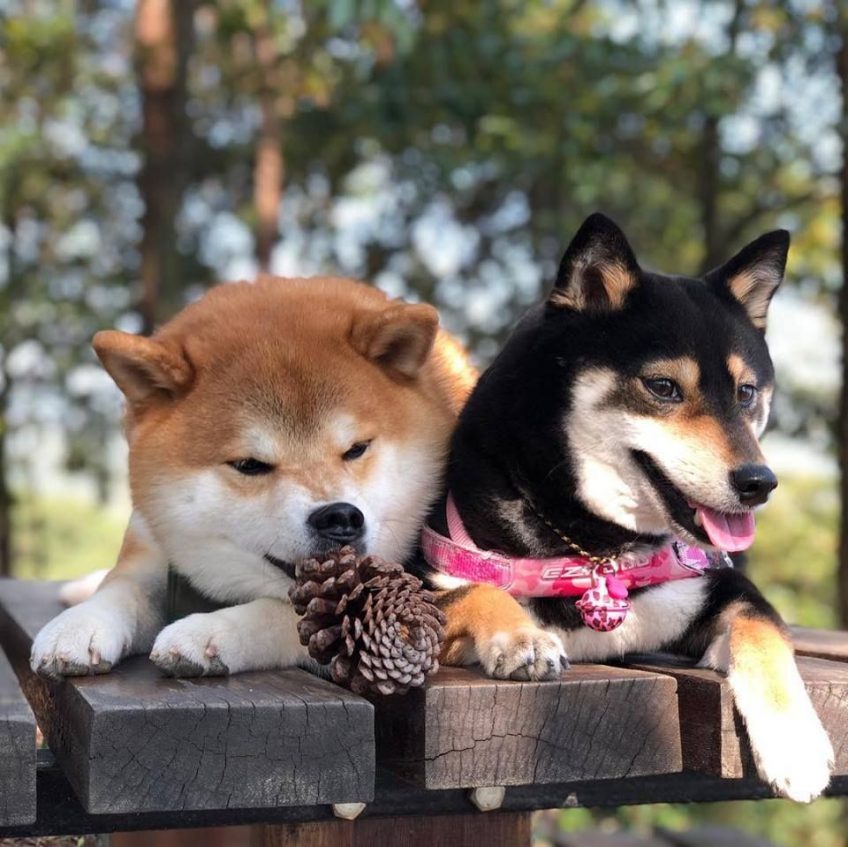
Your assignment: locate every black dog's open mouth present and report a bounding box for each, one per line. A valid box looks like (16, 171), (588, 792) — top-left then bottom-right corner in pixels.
(631, 451), (756, 552)
(631, 450), (711, 546)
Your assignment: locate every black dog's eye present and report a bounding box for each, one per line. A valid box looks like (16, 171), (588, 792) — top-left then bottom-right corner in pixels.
(738, 384), (758, 408)
(228, 458), (274, 476)
(642, 378), (683, 402)
(342, 441), (371, 461)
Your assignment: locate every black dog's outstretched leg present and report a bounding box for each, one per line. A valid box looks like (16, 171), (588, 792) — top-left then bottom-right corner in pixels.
(695, 569), (833, 803)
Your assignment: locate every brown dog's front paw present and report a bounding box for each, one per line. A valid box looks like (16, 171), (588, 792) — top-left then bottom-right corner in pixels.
(149, 615), (233, 678)
(478, 628), (568, 681)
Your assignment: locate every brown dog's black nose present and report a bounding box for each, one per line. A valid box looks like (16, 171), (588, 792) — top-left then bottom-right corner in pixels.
(308, 502), (365, 543)
(730, 464), (778, 507)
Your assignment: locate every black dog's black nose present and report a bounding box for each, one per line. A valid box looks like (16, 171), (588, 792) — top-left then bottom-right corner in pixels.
(307, 502), (365, 543)
(730, 464), (778, 507)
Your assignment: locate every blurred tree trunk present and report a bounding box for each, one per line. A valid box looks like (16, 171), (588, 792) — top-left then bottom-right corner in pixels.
(0, 197), (18, 577)
(837, 3), (848, 627)
(135, 0), (195, 334)
(697, 113), (721, 273)
(0, 381), (12, 576)
(252, 4), (284, 273)
(697, 0), (743, 275)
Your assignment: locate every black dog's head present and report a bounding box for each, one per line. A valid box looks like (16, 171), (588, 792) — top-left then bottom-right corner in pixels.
(453, 213), (786, 555)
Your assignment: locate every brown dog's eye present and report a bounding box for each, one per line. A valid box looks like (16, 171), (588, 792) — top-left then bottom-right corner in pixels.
(228, 458), (274, 475)
(342, 441), (371, 461)
(738, 384), (758, 408)
(642, 377), (682, 402)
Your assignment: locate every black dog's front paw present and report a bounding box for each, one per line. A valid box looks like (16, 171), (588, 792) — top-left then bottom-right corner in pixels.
(479, 628), (568, 681)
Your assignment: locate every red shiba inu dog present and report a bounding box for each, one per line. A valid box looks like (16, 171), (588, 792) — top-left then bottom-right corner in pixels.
(31, 277), (474, 678)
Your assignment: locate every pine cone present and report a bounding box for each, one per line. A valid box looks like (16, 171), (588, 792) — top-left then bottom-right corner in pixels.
(289, 547), (446, 696)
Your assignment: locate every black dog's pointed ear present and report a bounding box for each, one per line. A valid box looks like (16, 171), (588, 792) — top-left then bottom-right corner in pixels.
(706, 230), (789, 330)
(550, 213), (640, 312)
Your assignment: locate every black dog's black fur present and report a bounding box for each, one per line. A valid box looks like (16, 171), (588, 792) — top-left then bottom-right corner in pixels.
(412, 213), (833, 801)
(419, 213), (783, 649)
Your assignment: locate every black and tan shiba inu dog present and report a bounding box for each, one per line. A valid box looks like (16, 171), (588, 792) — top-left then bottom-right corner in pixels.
(420, 213), (834, 802)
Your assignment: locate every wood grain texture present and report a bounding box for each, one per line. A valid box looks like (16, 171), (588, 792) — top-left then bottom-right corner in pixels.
(792, 626), (848, 662)
(0, 579), (374, 814)
(0, 647), (36, 825)
(629, 664), (752, 779)
(375, 665), (682, 789)
(631, 657), (848, 778)
(254, 812), (533, 847)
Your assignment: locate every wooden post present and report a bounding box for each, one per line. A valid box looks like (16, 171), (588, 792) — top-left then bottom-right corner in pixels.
(112, 827), (253, 847)
(252, 812), (533, 847)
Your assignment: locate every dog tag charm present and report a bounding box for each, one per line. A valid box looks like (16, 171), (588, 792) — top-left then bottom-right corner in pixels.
(576, 573), (630, 632)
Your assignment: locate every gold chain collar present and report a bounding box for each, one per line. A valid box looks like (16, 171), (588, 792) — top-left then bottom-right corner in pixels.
(526, 500), (617, 567)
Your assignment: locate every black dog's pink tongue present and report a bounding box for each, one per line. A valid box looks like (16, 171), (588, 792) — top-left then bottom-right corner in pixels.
(696, 506), (755, 552)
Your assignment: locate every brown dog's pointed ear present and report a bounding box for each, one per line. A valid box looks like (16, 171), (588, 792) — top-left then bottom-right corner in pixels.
(92, 330), (193, 404)
(351, 302), (439, 378)
(550, 213), (640, 312)
(706, 230), (789, 330)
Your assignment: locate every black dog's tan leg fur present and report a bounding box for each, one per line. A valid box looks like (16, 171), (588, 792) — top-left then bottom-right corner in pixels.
(438, 585), (567, 681)
(700, 601), (833, 802)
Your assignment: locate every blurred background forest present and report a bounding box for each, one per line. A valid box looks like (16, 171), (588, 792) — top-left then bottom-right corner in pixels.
(1, 0), (847, 844)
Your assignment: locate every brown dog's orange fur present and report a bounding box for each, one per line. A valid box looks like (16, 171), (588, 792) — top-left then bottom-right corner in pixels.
(93, 277), (475, 514)
(33, 274), (479, 681)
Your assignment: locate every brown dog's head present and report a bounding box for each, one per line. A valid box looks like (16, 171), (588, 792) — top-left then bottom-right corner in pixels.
(94, 277), (473, 600)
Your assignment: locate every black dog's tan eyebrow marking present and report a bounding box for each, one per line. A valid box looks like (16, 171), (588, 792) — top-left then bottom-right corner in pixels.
(597, 358), (701, 419)
(727, 353), (755, 385)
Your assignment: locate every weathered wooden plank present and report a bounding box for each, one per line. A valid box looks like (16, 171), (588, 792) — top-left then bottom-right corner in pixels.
(0, 579), (374, 815)
(374, 664), (682, 789)
(0, 646), (36, 826)
(792, 626), (848, 662)
(631, 657), (848, 778)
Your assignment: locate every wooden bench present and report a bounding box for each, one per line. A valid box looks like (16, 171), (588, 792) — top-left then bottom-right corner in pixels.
(2, 578), (848, 846)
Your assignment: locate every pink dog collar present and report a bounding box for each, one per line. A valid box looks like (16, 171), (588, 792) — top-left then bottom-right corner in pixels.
(421, 495), (729, 632)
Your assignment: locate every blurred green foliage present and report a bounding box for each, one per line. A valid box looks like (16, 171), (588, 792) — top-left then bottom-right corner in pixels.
(2, 0), (841, 555)
(12, 493), (126, 582)
(537, 794), (848, 847)
(749, 475), (839, 630)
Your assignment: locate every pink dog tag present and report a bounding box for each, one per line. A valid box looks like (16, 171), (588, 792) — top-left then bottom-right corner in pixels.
(576, 573), (631, 632)
(606, 574), (629, 599)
